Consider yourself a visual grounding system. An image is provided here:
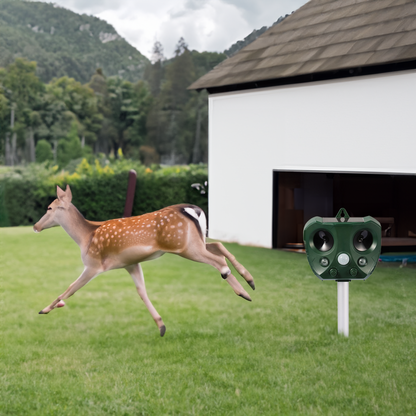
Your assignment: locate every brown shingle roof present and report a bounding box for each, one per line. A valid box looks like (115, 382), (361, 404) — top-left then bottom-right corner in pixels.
(189, 0), (416, 90)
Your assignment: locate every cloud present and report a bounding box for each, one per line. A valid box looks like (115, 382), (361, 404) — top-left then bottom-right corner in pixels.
(222, 0), (309, 28)
(158, 0), (250, 55)
(94, 0), (252, 58)
(41, 0), (309, 59)
(185, 0), (208, 11)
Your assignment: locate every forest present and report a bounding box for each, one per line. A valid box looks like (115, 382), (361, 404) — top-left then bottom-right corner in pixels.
(0, 0), (290, 168)
(0, 40), (227, 167)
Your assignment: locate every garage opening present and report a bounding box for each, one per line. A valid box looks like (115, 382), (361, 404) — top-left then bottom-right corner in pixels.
(272, 171), (416, 252)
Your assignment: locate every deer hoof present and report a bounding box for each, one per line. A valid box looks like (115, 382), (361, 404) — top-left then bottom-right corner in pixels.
(38, 310), (47, 314)
(248, 280), (256, 290)
(238, 293), (252, 302)
(159, 325), (166, 337)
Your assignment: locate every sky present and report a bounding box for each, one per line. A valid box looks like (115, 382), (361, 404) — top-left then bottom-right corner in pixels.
(42, 0), (309, 60)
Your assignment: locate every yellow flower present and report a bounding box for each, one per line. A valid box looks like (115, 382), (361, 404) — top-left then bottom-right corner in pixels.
(76, 159), (92, 175)
(67, 172), (81, 181)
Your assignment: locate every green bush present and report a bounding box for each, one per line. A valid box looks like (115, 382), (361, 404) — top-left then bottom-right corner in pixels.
(0, 182), (10, 226)
(0, 160), (208, 226)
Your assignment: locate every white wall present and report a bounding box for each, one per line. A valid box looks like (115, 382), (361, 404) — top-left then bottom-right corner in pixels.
(208, 69), (416, 248)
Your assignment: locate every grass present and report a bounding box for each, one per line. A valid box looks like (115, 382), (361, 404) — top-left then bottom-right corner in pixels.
(1, 226), (415, 415)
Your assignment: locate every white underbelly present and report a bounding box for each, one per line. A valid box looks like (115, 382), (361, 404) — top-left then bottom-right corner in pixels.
(104, 246), (165, 270)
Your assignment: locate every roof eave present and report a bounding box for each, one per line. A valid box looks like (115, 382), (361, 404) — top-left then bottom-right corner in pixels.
(194, 59), (416, 94)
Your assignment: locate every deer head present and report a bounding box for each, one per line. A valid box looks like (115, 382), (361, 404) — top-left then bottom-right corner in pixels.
(33, 185), (73, 233)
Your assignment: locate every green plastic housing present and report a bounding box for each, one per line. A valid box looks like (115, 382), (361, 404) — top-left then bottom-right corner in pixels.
(303, 209), (381, 281)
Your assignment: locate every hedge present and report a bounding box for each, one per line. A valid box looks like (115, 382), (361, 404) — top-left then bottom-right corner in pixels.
(0, 160), (208, 227)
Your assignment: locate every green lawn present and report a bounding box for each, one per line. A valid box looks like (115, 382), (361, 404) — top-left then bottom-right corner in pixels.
(1, 226), (415, 415)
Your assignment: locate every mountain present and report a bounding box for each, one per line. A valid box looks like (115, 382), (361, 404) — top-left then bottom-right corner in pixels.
(223, 15), (290, 58)
(0, 0), (149, 83)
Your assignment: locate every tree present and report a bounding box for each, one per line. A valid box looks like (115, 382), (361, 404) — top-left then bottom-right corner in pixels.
(144, 41), (165, 97)
(146, 37), (197, 164)
(166, 37), (195, 110)
(107, 77), (140, 155)
(88, 68), (107, 99)
(35, 139), (53, 163)
(0, 58), (43, 165)
(47, 76), (102, 148)
(0, 83), (10, 163)
(88, 68), (111, 154)
(124, 80), (152, 158)
(57, 121), (83, 168)
(36, 83), (75, 159)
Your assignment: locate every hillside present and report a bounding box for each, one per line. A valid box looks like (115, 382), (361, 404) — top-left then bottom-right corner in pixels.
(0, 0), (149, 83)
(224, 15), (289, 57)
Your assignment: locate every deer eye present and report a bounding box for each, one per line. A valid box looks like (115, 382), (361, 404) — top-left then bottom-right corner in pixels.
(47, 207), (52, 211)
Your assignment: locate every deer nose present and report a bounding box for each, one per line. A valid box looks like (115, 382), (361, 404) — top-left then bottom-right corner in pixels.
(33, 224), (41, 233)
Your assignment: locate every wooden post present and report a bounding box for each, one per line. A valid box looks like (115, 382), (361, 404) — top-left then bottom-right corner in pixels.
(123, 169), (137, 217)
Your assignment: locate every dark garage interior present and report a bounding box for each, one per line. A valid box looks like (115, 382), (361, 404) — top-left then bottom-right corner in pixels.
(272, 171), (416, 252)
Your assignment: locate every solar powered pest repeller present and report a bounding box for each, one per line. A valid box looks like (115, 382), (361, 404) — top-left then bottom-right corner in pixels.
(303, 208), (381, 336)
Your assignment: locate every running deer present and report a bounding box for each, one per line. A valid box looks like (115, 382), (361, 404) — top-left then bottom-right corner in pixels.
(33, 185), (255, 336)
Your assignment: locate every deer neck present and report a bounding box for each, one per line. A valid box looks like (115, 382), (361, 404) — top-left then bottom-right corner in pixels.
(60, 204), (97, 248)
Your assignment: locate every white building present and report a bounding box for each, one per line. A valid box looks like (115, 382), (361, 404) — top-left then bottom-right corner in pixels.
(190, 0), (416, 251)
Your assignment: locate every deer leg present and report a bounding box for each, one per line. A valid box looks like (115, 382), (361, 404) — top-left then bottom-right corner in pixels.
(39, 267), (99, 314)
(125, 264), (166, 337)
(179, 247), (252, 302)
(206, 242), (255, 290)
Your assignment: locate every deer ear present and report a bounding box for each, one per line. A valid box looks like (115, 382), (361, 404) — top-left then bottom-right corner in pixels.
(57, 185), (72, 203)
(65, 184), (72, 203)
(57, 185), (65, 201)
